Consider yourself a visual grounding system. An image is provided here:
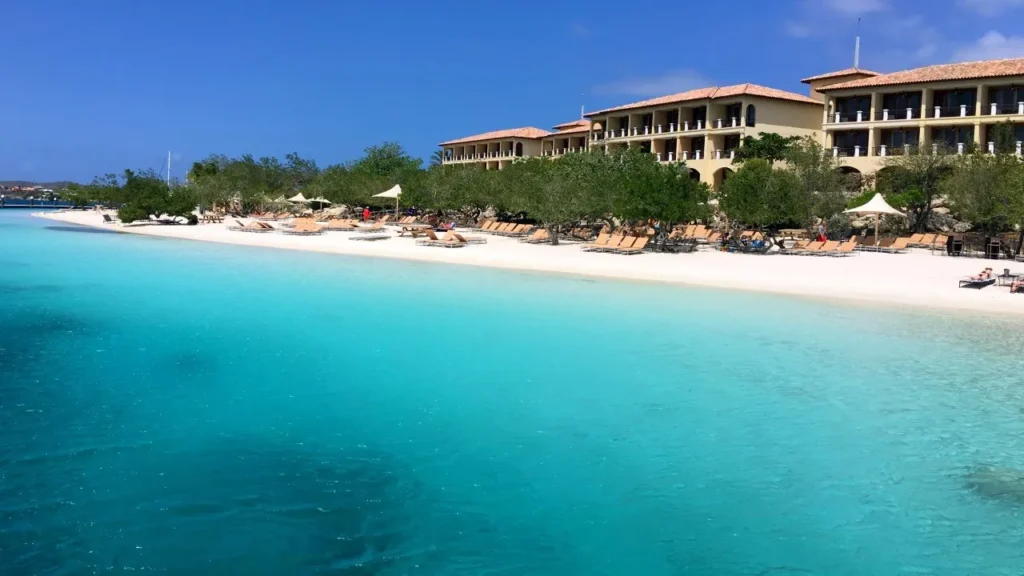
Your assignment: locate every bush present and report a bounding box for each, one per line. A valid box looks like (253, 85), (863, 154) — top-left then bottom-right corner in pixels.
(117, 205), (148, 224)
(185, 213), (198, 226)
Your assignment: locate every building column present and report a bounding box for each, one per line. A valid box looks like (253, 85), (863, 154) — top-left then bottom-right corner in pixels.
(973, 122), (983, 146)
(869, 93), (879, 122)
(921, 87), (931, 119)
(976, 84), (987, 116)
(867, 128), (877, 156)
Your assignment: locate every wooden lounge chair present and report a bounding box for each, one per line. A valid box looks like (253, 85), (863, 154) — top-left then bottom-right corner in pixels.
(238, 220), (273, 233)
(444, 231), (485, 244)
(102, 214), (116, 223)
(877, 237), (910, 253)
(520, 228), (549, 243)
(607, 236), (636, 253)
(908, 233), (924, 244)
(831, 240), (858, 256)
(931, 234), (948, 249)
(416, 229), (466, 248)
(815, 240), (840, 255)
(582, 233), (611, 252)
(508, 224), (534, 237)
(788, 240), (824, 255)
(284, 220), (323, 235)
(327, 219), (357, 231)
(681, 224), (697, 239)
(911, 233), (936, 248)
(690, 225), (708, 240)
(614, 236), (649, 255)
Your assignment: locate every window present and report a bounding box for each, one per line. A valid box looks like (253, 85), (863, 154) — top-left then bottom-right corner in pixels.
(724, 103), (742, 122)
(515, 142), (523, 157)
(745, 104), (756, 127)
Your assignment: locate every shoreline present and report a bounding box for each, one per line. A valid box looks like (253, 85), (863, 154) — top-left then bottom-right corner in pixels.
(34, 211), (1024, 317)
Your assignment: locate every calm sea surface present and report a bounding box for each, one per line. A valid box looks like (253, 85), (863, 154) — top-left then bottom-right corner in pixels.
(2, 211), (1024, 575)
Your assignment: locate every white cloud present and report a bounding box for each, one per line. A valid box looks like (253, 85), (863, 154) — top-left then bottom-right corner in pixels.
(956, 0), (1024, 16)
(824, 0), (889, 15)
(593, 70), (712, 97)
(784, 20), (812, 38)
(953, 31), (1024, 61)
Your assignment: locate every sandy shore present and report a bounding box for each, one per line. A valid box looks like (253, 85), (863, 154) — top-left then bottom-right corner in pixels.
(36, 210), (1024, 316)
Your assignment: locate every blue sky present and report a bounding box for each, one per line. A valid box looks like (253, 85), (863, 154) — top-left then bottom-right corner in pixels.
(3, 0), (1024, 182)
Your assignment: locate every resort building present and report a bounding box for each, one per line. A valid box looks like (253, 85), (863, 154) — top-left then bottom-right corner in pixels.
(584, 84), (823, 189)
(439, 120), (600, 169)
(815, 58), (1024, 176)
(439, 127), (551, 170)
(437, 57), (1024, 183)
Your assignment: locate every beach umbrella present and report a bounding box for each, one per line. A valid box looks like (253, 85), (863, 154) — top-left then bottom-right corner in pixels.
(309, 197), (332, 209)
(288, 192), (309, 204)
(373, 184), (402, 217)
(844, 193), (906, 246)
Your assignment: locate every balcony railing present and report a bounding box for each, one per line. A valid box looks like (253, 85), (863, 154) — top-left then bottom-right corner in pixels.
(877, 108), (920, 121)
(680, 150), (703, 161)
(653, 122), (679, 134)
(988, 102), (1024, 115)
(931, 105), (972, 118)
(875, 144), (919, 157)
(714, 117), (739, 129)
(832, 145), (864, 157)
(681, 120), (705, 131)
(713, 149), (737, 160)
(832, 111), (867, 123)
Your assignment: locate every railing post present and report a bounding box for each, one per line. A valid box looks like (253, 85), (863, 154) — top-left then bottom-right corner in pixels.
(960, 104), (967, 117)
(988, 141), (995, 154)
(656, 124), (662, 134)
(934, 106), (941, 118)
(643, 126), (649, 135)
(656, 152), (661, 161)
(694, 150), (701, 160)
(854, 145), (861, 157)
(715, 149), (722, 160)
(991, 102), (998, 115)
(731, 117), (737, 127)
(832, 146), (839, 158)
(696, 120), (703, 130)
(906, 107), (913, 120)
(682, 151), (689, 160)
(668, 151), (674, 162)
(716, 118), (723, 129)
(729, 150), (735, 160)
(880, 144), (887, 157)
(835, 112), (841, 123)
(683, 120), (689, 131)
(932, 143), (938, 155)
(856, 110), (863, 122)
(957, 142), (964, 155)
(1019, 102), (1024, 115)
(1017, 141), (1022, 156)
(904, 144), (911, 155)
(669, 122), (675, 132)
(883, 109), (889, 121)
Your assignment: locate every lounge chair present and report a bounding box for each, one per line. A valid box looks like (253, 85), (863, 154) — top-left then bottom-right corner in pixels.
(102, 214), (116, 224)
(908, 233), (924, 244)
(416, 229), (466, 248)
(877, 237), (910, 254)
(614, 236), (649, 255)
(445, 231), (486, 244)
(327, 219), (357, 231)
(284, 220), (324, 235)
(959, 277), (996, 289)
(519, 228), (549, 243)
(785, 240), (823, 255)
(910, 233), (936, 248)
(237, 220), (273, 233)
(582, 232), (610, 251)
(587, 234), (622, 253)
(831, 240), (858, 256)
(705, 231), (721, 244)
(607, 236), (636, 253)
(690, 225), (708, 241)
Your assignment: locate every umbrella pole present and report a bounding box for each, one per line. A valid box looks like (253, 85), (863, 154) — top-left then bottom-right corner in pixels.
(874, 215), (879, 246)
(395, 197), (399, 218)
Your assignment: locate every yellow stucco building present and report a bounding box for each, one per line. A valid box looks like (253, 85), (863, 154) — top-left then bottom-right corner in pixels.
(439, 57), (1024, 188)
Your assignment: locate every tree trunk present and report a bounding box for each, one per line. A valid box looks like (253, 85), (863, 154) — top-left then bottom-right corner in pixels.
(547, 224), (560, 246)
(1015, 229), (1024, 258)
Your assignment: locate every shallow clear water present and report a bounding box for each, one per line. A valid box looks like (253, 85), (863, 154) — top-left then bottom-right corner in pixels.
(2, 211), (1024, 575)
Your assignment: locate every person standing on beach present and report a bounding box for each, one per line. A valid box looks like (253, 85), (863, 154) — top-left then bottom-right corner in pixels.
(816, 221), (827, 243)
(362, 207), (370, 222)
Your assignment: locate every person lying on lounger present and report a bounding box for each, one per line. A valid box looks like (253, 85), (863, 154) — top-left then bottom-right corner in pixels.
(1011, 279), (1023, 293)
(969, 268), (994, 281)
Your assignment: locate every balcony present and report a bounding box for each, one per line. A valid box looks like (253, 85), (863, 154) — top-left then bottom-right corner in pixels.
(682, 120), (705, 131)
(930, 105), (972, 119)
(653, 123), (678, 134)
(987, 102), (1024, 116)
(713, 149), (737, 160)
(680, 150), (703, 161)
(832, 111), (868, 124)
(714, 117), (740, 130)
(876, 108), (920, 122)
(832, 145), (866, 158)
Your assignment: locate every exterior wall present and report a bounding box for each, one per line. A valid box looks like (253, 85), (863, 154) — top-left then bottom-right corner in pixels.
(820, 75), (1024, 175)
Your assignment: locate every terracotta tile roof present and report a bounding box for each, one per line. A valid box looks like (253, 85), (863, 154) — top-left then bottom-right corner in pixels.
(585, 83), (819, 116)
(552, 119), (590, 130)
(439, 127), (552, 146)
(800, 68), (880, 83)
(820, 58), (1024, 91)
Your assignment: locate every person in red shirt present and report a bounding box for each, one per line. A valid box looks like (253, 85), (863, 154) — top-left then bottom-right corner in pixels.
(362, 207), (370, 222)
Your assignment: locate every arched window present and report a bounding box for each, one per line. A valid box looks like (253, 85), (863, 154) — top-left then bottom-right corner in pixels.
(745, 104), (756, 127)
(515, 142), (524, 157)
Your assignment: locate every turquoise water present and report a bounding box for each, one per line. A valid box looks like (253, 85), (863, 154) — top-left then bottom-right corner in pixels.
(3, 211), (1024, 575)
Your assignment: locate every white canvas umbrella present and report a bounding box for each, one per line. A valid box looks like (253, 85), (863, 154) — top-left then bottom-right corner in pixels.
(287, 192), (309, 204)
(309, 197), (332, 209)
(844, 193), (905, 246)
(372, 184), (402, 217)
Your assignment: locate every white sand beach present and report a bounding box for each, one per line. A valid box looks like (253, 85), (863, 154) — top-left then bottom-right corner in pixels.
(37, 210), (1024, 316)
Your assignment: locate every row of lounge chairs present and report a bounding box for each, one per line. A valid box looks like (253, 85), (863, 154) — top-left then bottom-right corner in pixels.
(907, 233), (949, 249)
(784, 239), (858, 256)
(856, 237), (910, 253)
(477, 221), (535, 237)
(669, 225), (722, 244)
(582, 233), (649, 255)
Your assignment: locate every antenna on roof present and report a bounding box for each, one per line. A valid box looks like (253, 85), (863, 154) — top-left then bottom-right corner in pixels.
(580, 104), (585, 119)
(854, 17), (861, 69)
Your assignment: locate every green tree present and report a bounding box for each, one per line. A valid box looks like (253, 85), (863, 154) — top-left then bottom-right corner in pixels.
(943, 150), (1024, 254)
(719, 158), (804, 242)
(877, 149), (953, 232)
(117, 169), (196, 224)
(785, 136), (849, 224)
(429, 150), (445, 168)
(733, 133), (800, 165)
